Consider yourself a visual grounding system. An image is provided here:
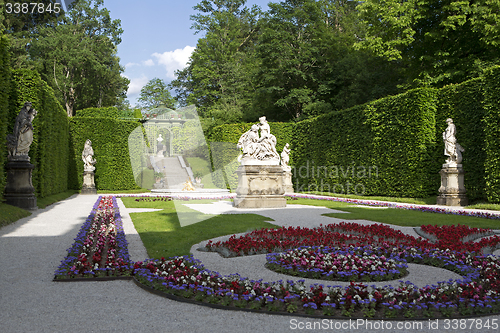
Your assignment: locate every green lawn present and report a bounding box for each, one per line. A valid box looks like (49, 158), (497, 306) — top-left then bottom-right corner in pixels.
(0, 203), (32, 228)
(0, 190), (79, 228)
(301, 191), (437, 205)
(185, 157), (216, 188)
(288, 197), (500, 229)
(121, 197), (276, 258)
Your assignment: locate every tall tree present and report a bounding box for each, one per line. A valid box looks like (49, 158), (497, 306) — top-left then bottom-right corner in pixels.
(3, 0), (64, 68)
(170, 0), (262, 121)
(28, 0), (128, 116)
(138, 78), (176, 109)
(357, 0), (500, 87)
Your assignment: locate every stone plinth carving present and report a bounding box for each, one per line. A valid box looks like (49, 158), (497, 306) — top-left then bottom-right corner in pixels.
(234, 117), (286, 208)
(437, 118), (467, 206)
(81, 139), (97, 194)
(4, 102), (38, 209)
(233, 165), (286, 208)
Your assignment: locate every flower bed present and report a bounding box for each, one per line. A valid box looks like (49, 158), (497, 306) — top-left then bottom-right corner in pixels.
(265, 246), (409, 282)
(54, 196), (134, 280)
(205, 222), (500, 256)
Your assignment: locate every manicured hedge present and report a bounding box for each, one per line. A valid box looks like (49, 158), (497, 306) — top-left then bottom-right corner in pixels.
(484, 66), (500, 203)
(68, 117), (142, 191)
(209, 122), (295, 189)
(293, 88), (438, 197)
(0, 35), (10, 201)
(9, 69), (69, 198)
(75, 107), (119, 118)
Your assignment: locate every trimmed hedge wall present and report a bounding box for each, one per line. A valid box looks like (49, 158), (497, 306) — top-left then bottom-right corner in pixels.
(292, 88), (438, 197)
(75, 107), (119, 118)
(207, 75), (500, 203)
(484, 66), (500, 203)
(0, 36), (10, 201)
(9, 69), (69, 198)
(68, 117), (141, 191)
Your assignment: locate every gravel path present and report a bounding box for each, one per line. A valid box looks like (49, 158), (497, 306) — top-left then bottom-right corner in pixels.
(1, 194), (500, 333)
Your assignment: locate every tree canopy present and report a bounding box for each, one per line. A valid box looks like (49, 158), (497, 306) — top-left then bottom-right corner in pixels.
(4, 0), (128, 117)
(138, 78), (176, 110)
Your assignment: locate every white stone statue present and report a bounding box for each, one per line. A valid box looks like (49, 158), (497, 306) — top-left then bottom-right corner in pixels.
(443, 118), (464, 166)
(82, 139), (96, 172)
(237, 116), (280, 165)
(257, 116), (280, 160)
(237, 124), (260, 160)
(6, 101), (37, 160)
(280, 143), (291, 171)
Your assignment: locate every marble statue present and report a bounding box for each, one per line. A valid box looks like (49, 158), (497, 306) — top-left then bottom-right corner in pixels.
(443, 118), (464, 166)
(237, 116), (280, 164)
(280, 143), (291, 171)
(82, 139), (96, 172)
(6, 102), (37, 160)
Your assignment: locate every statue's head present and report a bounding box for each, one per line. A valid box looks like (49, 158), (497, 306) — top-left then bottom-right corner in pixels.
(259, 116), (267, 124)
(85, 139), (92, 146)
(446, 118), (453, 124)
(251, 124), (259, 131)
(24, 101), (32, 111)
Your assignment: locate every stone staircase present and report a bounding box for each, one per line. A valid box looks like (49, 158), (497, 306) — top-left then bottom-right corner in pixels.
(151, 156), (192, 189)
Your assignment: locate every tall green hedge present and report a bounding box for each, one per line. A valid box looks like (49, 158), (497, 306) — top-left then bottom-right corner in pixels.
(484, 66), (500, 203)
(75, 107), (119, 118)
(68, 117), (142, 191)
(0, 35), (10, 201)
(9, 69), (69, 198)
(293, 88), (438, 197)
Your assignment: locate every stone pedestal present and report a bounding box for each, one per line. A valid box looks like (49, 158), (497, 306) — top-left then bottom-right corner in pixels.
(81, 171), (97, 194)
(234, 165), (286, 208)
(437, 164), (468, 206)
(283, 169), (294, 193)
(4, 160), (37, 210)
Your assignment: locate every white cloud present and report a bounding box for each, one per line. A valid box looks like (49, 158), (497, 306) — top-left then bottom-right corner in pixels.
(125, 62), (139, 68)
(142, 59), (155, 66)
(152, 45), (195, 79)
(126, 74), (149, 96)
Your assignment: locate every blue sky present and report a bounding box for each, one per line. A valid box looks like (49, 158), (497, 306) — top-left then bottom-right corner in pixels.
(100, 0), (271, 107)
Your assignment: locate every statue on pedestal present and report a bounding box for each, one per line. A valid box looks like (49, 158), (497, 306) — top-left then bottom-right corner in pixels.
(4, 102), (37, 209)
(6, 102), (37, 161)
(437, 118), (467, 206)
(234, 116), (286, 208)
